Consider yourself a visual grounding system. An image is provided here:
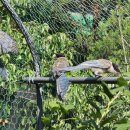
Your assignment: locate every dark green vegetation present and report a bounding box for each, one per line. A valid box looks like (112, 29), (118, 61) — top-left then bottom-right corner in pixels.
(0, 0), (130, 129)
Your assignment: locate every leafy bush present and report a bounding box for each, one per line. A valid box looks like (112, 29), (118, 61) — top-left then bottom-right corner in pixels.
(0, 0), (130, 130)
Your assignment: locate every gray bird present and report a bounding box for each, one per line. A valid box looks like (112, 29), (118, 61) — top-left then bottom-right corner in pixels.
(0, 31), (18, 80)
(58, 59), (120, 77)
(52, 58), (120, 101)
(52, 53), (70, 101)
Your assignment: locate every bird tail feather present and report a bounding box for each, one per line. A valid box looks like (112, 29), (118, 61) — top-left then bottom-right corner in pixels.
(59, 60), (108, 72)
(56, 73), (70, 101)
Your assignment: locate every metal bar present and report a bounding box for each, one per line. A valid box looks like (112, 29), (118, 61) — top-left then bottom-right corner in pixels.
(36, 84), (43, 130)
(22, 77), (130, 84)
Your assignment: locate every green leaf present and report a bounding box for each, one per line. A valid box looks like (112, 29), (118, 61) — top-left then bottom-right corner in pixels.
(77, 125), (87, 130)
(48, 101), (60, 110)
(101, 82), (114, 99)
(123, 72), (130, 77)
(63, 104), (74, 111)
(64, 117), (79, 121)
(111, 86), (125, 94)
(88, 100), (101, 118)
(50, 124), (59, 130)
(81, 120), (98, 130)
(115, 124), (130, 130)
(116, 118), (128, 124)
(117, 77), (128, 87)
(41, 117), (51, 126)
(124, 90), (130, 100)
(100, 115), (118, 126)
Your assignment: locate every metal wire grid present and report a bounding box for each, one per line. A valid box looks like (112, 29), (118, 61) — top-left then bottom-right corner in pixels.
(0, 0), (130, 130)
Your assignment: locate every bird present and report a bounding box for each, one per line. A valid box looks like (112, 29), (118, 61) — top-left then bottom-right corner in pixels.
(58, 59), (120, 77)
(52, 58), (120, 100)
(52, 53), (70, 101)
(0, 31), (18, 80)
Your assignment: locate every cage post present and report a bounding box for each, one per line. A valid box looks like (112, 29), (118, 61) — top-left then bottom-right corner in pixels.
(36, 84), (43, 130)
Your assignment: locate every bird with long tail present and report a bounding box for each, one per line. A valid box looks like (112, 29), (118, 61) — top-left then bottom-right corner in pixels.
(52, 57), (121, 101)
(52, 53), (70, 101)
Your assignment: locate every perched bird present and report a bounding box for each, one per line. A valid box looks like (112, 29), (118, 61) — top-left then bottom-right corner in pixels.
(52, 53), (70, 101)
(52, 58), (120, 100)
(59, 59), (120, 77)
(0, 31), (18, 80)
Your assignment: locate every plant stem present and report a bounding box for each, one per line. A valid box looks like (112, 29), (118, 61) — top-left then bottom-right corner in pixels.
(117, 6), (128, 72)
(96, 91), (121, 126)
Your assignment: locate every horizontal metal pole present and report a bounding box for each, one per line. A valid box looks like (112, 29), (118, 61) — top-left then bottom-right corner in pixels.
(22, 77), (130, 84)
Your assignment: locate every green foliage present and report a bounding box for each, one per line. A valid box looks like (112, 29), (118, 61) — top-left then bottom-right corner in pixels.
(0, 0), (130, 130)
(87, 1), (130, 66)
(117, 77), (128, 87)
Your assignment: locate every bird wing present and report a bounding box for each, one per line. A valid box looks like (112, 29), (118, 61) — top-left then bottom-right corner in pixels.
(0, 31), (18, 54)
(79, 60), (110, 69)
(98, 59), (112, 68)
(56, 73), (70, 101)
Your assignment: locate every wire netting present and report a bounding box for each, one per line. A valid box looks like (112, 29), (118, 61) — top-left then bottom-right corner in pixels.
(0, 0), (130, 129)
(10, 0), (130, 69)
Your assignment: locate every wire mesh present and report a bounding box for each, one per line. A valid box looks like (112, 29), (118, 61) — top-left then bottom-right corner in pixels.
(9, 0), (130, 69)
(0, 0), (130, 129)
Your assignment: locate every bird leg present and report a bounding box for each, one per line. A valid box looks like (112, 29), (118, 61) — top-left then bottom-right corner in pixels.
(95, 75), (102, 78)
(93, 71), (102, 78)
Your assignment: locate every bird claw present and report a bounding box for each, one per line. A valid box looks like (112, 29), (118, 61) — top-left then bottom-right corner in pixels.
(95, 75), (105, 81)
(51, 75), (56, 81)
(31, 77), (34, 83)
(95, 75), (102, 79)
